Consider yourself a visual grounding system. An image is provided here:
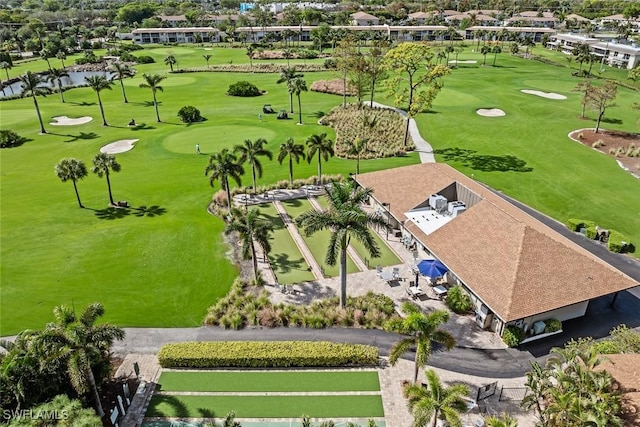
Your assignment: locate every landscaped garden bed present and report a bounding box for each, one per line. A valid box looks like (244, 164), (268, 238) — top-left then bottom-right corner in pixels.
(204, 279), (399, 329)
(569, 129), (640, 178)
(321, 104), (415, 159)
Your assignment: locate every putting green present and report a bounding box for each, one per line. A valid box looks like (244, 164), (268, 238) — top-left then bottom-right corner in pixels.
(163, 126), (277, 154)
(124, 76), (197, 87)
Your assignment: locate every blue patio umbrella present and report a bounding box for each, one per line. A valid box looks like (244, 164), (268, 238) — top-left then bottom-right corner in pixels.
(416, 259), (449, 279)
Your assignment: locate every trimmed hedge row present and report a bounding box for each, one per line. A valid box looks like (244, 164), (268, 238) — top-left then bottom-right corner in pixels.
(567, 218), (634, 253)
(158, 341), (379, 368)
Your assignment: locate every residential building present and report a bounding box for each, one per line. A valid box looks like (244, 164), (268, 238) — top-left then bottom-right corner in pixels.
(547, 34), (640, 69)
(506, 15), (558, 28)
(351, 11), (380, 26)
(355, 163), (638, 337)
(445, 13), (500, 27)
(465, 26), (555, 43)
(132, 27), (220, 44)
(158, 15), (187, 27)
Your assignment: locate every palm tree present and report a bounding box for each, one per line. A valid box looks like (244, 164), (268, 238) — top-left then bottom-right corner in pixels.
(277, 67), (303, 113)
(19, 71), (52, 134)
(277, 137), (306, 185)
(205, 148), (244, 209)
(388, 302), (456, 384)
(296, 181), (385, 307)
(139, 73), (166, 122)
(288, 77), (307, 124)
(306, 133), (334, 185)
(92, 153), (121, 205)
(55, 158), (88, 208)
(234, 138), (273, 194)
(47, 67), (69, 103)
(225, 207), (273, 281)
(403, 369), (469, 427)
(203, 54), (212, 68)
(347, 112), (377, 176)
(486, 413), (519, 427)
(56, 51), (67, 68)
(0, 61), (13, 94)
(84, 75), (114, 126)
(37, 303), (125, 418)
(480, 45), (491, 66)
(164, 54), (177, 72)
(492, 45), (502, 66)
(109, 62), (134, 103)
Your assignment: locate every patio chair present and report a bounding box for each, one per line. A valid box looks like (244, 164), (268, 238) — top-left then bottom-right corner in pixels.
(392, 267), (400, 278)
(376, 265), (383, 275)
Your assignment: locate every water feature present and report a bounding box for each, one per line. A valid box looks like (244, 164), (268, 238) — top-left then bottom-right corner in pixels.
(1, 71), (115, 99)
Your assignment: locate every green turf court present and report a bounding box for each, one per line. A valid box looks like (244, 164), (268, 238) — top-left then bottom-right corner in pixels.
(280, 199), (359, 277)
(157, 370), (381, 392)
(255, 203), (315, 285)
(146, 395), (384, 418)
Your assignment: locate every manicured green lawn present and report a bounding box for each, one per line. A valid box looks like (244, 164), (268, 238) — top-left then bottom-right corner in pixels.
(422, 51), (640, 254)
(0, 46), (417, 334)
(146, 395), (384, 418)
(157, 370), (380, 392)
(255, 203), (315, 285)
(280, 199), (359, 277)
(315, 197), (401, 268)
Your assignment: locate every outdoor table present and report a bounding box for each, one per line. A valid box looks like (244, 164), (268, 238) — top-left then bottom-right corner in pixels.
(407, 286), (424, 299)
(380, 271), (394, 282)
(433, 285), (448, 298)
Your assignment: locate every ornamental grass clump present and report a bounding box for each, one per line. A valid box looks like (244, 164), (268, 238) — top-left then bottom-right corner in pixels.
(321, 104), (414, 159)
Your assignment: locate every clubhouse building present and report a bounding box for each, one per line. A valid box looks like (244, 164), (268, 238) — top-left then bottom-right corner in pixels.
(355, 163), (638, 337)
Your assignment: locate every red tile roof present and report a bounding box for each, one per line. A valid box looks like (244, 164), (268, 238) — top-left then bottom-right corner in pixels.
(355, 163), (639, 321)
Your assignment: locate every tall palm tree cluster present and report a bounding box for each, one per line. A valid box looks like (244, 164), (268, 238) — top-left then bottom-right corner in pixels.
(523, 347), (623, 427)
(16, 66), (163, 134)
(55, 153), (122, 207)
(205, 133), (336, 209)
(0, 303), (124, 418)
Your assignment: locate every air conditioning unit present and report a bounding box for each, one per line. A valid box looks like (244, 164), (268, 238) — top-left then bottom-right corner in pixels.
(429, 194), (447, 211)
(447, 201), (466, 216)
(451, 206), (467, 218)
(475, 305), (493, 329)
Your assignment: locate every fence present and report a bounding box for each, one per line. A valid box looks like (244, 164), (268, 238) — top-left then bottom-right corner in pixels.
(498, 386), (529, 402)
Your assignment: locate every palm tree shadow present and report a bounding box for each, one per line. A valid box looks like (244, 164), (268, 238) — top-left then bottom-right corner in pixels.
(147, 395), (189, 418)
(433, 148), (533, 172)
(64, 132), (99, 142)
(131, 205), (167, 217)
(93, 207), (132, 220)
(68, 101), (96, 107)
(130, 123), (155, 131)
(197, 408), (216, 418)
(272, 252), (306, 274)
(131, 101), (162, 108)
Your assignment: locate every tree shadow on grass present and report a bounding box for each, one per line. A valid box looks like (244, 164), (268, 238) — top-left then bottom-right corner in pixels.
(123, 123), (155, 131)
(147, 395), (189, 418)
(433, 148), (533, 172)
(63, 132), (99, 142)
(283, 198), (303, 208)
(131, 205), (167, 217)
(600, 117), (623, 125)
(272, 253), (307, 274)
(68, 101), (95, 107)
(197, 408), (217, 418)
(131, 101), (162, 108)
(93, 205), (167, 220)
(261, 213), (285, 231)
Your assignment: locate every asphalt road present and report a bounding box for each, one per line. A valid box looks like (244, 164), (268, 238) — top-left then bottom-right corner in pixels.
(113, 327), (534, 378)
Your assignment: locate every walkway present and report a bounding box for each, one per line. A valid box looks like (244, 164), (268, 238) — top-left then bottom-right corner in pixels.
(365, 101), (435, 164)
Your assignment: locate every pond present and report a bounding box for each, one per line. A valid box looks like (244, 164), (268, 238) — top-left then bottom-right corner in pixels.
(1, 71), (115, 99)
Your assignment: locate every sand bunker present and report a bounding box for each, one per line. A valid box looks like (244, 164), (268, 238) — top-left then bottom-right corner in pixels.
(100, 139), (139, 154)
(449, 60), (477, 64)
(476, 108), (505, 117)
(521, 89), (567, 100)
(50, 116), (93, 126)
